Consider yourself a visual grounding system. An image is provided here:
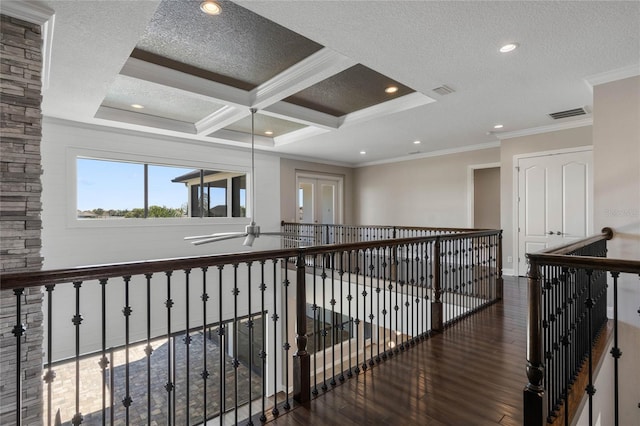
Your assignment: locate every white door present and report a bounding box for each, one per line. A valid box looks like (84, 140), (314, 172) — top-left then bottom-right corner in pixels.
(297, 177), (339, 225)
(517, 150), (593, 276)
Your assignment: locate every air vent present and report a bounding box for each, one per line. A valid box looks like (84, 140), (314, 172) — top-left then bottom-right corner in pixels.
(432, 85), (455, 96)
(548, 107), (589, 120)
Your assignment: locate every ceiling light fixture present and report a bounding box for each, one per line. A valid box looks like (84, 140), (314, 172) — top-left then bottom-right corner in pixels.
(499, 42), (519, 53)
(131, 104), (144, 109)
(413, 140), (421, 145)
(385, 86), (398, 94)
(265, 130), (273, 136)
(360, 151), (366, 155)
(200, 1), (222, 15)
(493, 124), (504, 129)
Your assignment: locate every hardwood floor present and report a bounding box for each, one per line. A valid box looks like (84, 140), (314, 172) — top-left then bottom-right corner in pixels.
(269, 277), (528, 426)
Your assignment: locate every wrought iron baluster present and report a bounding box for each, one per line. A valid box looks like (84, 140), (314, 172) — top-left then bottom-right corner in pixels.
(585, 269), (595, 425)
(331, 252), (337, 385)
(271, 259), (279, 417)
(354, 250), (361, 374)
(246, 262), (254, 426)
(232, 263), (240, 425)
(339, 251), (346, 380)
(259, 261), (267, 423)
(98, 279), (109, 426)
(312, 255), (319, 396)
(12, 288), (25, 425)
(610, 271), (621, 426)
(122, 275), (133, 425)
(184, 269), (192, 425)
(347, 251), (354, 377)
(164, 272), (174, 426)
(44, 284), (56, 426)
(144, 273), (153, 426)
(201, 267), (209, 424)
(375, 247), (382, 362)
(283, 260), (291, 411)
(218, 265), (225, 419)
(70, 282), (84, 425)
(321, 254), (328, 391)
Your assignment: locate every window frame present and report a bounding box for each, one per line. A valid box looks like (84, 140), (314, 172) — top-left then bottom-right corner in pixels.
(68, 147), (251, 228)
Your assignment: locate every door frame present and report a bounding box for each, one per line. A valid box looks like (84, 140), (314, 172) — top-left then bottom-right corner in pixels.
(513, 146), (593, 276)
(295, 171), (344, 224)
(466, 162), (501, 228)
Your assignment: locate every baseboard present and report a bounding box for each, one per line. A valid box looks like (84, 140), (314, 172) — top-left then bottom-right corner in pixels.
(502, 268), (515, 277)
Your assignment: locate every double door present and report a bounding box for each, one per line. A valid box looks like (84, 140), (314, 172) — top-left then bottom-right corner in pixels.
(517, 150), (593, 275)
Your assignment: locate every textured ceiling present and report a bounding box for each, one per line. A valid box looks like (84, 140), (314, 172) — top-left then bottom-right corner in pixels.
(135, 0), (323, 89)
(221, 113), (307, 138)
(39, 1), (640, 165)
(285, 64), (415, 117)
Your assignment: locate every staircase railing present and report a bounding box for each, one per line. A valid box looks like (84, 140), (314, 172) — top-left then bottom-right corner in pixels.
(1, 227), (502, 426)
(523, 227), (640, 426)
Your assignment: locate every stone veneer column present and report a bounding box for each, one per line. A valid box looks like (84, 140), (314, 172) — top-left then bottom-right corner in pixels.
(0, 14), (44, 425)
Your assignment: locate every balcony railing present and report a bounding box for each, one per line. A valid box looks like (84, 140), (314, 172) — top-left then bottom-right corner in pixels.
(523, 227), (640, 426)
(1, 225), (502, 425)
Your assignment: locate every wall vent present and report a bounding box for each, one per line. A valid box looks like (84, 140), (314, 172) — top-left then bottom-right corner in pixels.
(432, 85), (455, 96)
(548, 107), (589, 120)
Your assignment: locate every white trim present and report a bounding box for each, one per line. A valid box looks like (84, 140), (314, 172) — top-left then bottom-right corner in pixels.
(357, 141), (500, 167)
(466, 162), (501, 228)
(95, 106), (197, 134)
(263, 101), (339, 130)
(496, 118), (592, 140)
(295, 172), (345, 224)
(502, 268), (515, 277)
(195, 105), (248, 136)
(584, 64), (640, 89)
(1, 1), (55, 91)
(273, 126), (330, 146)
(251, 47), (356, 109)
(512, 146), (593, 276)
(340, 92), (435, 128)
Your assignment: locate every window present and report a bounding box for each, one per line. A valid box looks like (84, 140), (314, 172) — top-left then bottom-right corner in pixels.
(76, 157), (246, 219)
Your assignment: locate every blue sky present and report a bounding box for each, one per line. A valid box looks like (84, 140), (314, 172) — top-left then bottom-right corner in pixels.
(77, 159), (197, 211)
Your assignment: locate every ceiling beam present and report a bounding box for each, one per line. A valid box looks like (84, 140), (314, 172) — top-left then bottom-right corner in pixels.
(95, 106), (196, 134)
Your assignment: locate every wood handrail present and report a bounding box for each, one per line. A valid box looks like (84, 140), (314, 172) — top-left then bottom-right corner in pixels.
(527, 253), (640, 274)
(0, 230), (501, 290)
(281, 221), (487, 232)
(536, 227), (614, 256)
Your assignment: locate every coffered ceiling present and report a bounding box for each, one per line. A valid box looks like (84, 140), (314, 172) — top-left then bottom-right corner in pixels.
(35, 0), (640, 165)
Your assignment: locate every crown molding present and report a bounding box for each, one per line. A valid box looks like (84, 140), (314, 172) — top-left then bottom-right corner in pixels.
(251, 47), (356, 109)
(95, 106), (197, 134)
(356, 141), (500, 168)
(340, 91), (435, 128)
(1, 1), (55, 91)
(584, 64), (640, 90)
(495, 118), (593, 140)
(195, 105), (248, 136)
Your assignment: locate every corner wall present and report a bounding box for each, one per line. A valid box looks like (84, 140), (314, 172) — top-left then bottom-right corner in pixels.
(0, 14), (44, 425)
(592, 75), (640, 425)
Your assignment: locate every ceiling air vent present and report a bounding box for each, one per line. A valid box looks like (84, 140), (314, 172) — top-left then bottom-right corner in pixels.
(548, 107), (589, 120)
(432, 85), (455, 96)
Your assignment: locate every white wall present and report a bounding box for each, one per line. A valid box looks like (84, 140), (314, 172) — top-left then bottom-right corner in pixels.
(41, 118), (283, 362)
(592, 75), (640, 426)
(353, 148), (499, 227)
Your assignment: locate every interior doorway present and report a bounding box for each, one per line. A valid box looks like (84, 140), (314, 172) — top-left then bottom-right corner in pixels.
(296, 173), (343, 225)
(473, 167), (501, 229)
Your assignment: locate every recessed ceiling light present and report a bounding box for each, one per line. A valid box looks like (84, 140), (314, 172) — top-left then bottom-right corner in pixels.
(493, 124), (504, 129)
(200, 1), (222, 15)
(131, 104), (144, 109)
(413, 140), (421, 145)
(499, 43), (519, 53)
(385, 86), (398, 94)
(360, 151), (366, 155)
(265, 130), (273, 136)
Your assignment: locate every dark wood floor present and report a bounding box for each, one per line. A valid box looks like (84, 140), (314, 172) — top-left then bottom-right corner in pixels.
(269, 277), (527, 426)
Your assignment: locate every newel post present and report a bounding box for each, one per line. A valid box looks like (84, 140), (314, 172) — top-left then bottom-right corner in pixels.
(431, 237), (443, 333)
(293, 251), (310, 403)
(523, 259), (546, 426)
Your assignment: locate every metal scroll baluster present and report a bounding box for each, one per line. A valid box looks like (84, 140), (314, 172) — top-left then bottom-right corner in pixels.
(271, 259), (280, 417)
(122, 276), (133, 425)
(375, 247), (382, 363)
(610, 271), (621, 426)
(246, 262), (254, 426)
(109, 347), (114, 425)
(98, 279), (108, 426)
(44, 284), (55, 426)
(585, 269), (595, 425)
(144, 273), (153, 426)
(562, 267), (570, 426)
(347, 251), (354, 378)
(12, 288), (25, 425)
(232, 264), (240, 425)
(259, 261), (267, 423)
(184, 269), (192, 425)
(368, 249), (375, 365)
(394, 245), (400, 354)
(321, 254), (328, 391)
(339, 251), (346, 381)
(283, 260), (291, 411)
(201, 267), (209, 424)
(331, 252), (337, 386)
(164, 272), (174, 426)
(381, 246), (388, 359)
(72, 281), (84, 425)
(312, 255), (319, 396)
(218, 265), (225, 419)
(354, 250), (361, 374)
(362, 249), (369, 371)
